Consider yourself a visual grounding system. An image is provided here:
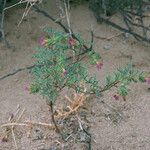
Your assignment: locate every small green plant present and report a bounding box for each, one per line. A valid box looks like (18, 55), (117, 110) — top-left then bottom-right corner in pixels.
(31, 28), (102, 104)
(28, 28), (149, 132)
(30, 28), (149, 102)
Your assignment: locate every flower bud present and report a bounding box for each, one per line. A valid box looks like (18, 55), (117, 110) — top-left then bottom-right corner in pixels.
(38, 37), (47, 46)
(68, 37), (76, 47)
(113, 94), (120, 100)
(23, 85), (30, 92)
(63, 68), (67, 76)
(96, 61), (103, 70)
(145, 76), (150, 85)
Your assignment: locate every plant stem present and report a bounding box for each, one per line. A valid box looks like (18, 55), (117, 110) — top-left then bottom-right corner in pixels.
(49, 102), (67, 141)
(49, 101), (60, 133)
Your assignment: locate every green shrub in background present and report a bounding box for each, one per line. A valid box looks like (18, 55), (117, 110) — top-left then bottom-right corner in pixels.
(89, 0), (144, 20)
(66, 0), (89, 6)
(63, 0), (148, 22)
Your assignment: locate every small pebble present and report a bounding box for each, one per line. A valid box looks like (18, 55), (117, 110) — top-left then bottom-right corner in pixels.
(124, 32), (130, 39)
(103, 43), (112, 50)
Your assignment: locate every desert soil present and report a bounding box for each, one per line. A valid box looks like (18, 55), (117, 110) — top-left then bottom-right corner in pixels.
(0, 1), (150, 150)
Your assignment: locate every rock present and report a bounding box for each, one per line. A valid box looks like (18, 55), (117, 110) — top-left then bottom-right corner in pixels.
(103, 43), (112, 50)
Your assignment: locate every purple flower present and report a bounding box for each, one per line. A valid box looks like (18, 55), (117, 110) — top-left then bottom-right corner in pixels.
(96, 61), (103, 70)
(38, 37), (46, 46)
(68, 37), (76, 47)
(63, 69), (68, 76)
(23, 85), (30, 92)
(146, 77), (150, 84)
(113, 94), (119, 100)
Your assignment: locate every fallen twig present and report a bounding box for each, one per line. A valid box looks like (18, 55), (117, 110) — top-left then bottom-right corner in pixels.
(18, 0), (43, 26)
(1, 122), (55, 128)
(75, 114), (92, 150)
(93, 32), (123, 41)
(11, 128), (18, 150)
(1, 105), (22, 141)
(76, 115), (83, 131)
(4, 0), (26, 11)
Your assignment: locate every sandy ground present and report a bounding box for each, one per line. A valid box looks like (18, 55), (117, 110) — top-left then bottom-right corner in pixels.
(0, 1), (150, 150)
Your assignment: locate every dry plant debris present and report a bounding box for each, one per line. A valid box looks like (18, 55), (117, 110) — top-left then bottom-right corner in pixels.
(4, 0), (43, 26)
(54, 92), (87, 119)
(0, 105), (56, 150)
(0, 91), (87, 149)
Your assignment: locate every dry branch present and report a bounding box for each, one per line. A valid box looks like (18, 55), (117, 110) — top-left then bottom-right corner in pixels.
(0, 64), (35, 81)
(1, 122), (55, 128)
(98, 15), (150, 43)
(1, 106), (25, 143)
(54, 92), (87, 119)
(1, 106), (59, 146)
(93, 32), (123, 41)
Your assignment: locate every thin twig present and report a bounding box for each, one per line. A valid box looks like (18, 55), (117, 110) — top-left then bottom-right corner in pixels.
(124, 9), (150, 18)
(64, 0), (72, 36)
(55, 93), (86, 119)
(94, 32), (123, 41)
(18, 1), (37, 26)
(1, 105), (22, 141)
(97, 15), (150, 43)
(11, 128), (18, 150)
(0, 64), (35, 81)
(4, 0), (42, 26)
(4, 0), (26, 11)
(76, 115), (83, 131)
(14, 109), (26, 126)
(76, 116), (92, 150)
(1, 122), (55, 128)
(122, 11), (150, 31)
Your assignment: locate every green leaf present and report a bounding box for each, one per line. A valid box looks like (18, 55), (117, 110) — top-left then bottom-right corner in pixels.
(139, 73), (146, 83)
(118, 85), (128, 96)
